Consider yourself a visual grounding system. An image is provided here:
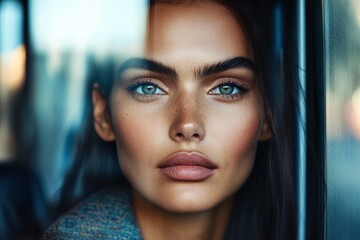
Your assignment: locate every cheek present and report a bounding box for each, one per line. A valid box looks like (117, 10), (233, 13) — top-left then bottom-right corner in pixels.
(208, 103), (262, 184)
(110, 102), (166, 174)
(113, 114), (152, 154)
(222, 118), (260, 169)
(209, 102), (263, 154)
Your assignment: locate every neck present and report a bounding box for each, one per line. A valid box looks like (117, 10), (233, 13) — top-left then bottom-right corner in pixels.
(132, 191), (234, 240)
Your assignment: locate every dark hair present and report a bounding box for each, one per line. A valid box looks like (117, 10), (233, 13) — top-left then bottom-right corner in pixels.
(215, 1), (297, 239)
(58, 1), (297, 239)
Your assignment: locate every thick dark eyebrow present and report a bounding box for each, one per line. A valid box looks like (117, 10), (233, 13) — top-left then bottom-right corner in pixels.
(195, 56), (258, 78)
(118, 57), (177, 79)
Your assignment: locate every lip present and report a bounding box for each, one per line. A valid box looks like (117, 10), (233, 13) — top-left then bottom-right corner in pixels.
(158, 152), (217, 181)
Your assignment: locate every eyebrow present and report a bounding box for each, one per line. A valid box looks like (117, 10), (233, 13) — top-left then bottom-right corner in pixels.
(195, 56), (258, 78)
(118, 57), (177, 79)
(118, 56), (258, 80)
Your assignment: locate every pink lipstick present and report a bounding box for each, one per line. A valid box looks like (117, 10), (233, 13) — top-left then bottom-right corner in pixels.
(158, 152), (217, 181)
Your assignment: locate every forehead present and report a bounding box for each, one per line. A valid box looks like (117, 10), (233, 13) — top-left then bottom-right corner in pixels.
(145, 2), (254, 62)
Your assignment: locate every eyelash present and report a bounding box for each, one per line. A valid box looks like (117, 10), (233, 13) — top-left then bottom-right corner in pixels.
(209, 79), (249, 100)
(126, 78), (165, 97)
(125, 78), (249, 101)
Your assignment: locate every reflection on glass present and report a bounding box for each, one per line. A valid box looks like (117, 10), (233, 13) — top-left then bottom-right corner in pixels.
(0, 1), (24, 160)
(325, 0), (360, 239)
(29, 0), (148, 198)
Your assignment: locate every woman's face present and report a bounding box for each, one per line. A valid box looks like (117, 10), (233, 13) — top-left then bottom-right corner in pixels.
(95, 2), (270, 213)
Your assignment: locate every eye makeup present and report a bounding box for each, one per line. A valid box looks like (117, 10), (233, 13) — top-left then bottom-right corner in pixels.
(209, 78), (250, 101)
(125, 78), (166, 100)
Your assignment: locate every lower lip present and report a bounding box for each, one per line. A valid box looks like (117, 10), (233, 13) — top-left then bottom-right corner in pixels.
(160, 165), (215, 181)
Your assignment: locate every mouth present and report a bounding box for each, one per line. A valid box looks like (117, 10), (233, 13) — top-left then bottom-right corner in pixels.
(158, 151), (217, 181)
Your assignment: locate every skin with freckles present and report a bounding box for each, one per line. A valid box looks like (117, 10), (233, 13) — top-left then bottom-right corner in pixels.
(93, 1), (271, 239)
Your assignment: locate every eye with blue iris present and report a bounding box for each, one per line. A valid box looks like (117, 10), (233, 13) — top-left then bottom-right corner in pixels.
(209, 79), (248, 99)
(126, 79), (165, 96)
(126, 78), (248, 101)
(210, 84), (240, 95)
(135, 83), (164, 95)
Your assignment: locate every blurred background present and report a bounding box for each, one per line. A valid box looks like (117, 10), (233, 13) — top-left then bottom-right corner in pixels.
(0, 0), (359, 239)
(325, 0), (360, 239)
(0, 0), (147, 238)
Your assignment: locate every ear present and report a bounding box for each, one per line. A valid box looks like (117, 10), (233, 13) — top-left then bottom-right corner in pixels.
(259, 122), (272, 141)
(93, 84), (115, 141)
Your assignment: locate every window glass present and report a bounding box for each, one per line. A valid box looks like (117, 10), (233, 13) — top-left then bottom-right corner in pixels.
(325, 0), (360, 239)
(29, 0), (148, 198)
(0, 0), (24, 160)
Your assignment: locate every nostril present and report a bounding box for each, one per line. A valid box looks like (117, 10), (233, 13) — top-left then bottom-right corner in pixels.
(175, 133), (184, 138)
(174, 132), (200, 140)
(192, 133), (200, 139)
(170, 123), (205, 142)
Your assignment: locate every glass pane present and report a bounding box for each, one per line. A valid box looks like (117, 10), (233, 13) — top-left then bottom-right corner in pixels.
(325, 0), (360, 239)
(0, 0), (24, 160)
(28, 0), (148, 199)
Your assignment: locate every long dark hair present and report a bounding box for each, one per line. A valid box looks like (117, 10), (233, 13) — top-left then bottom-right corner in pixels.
(58, 1), (297, 239)
(219, 0), (297, 239)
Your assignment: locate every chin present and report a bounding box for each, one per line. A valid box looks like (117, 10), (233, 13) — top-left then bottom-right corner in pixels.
(158, 199), (218, 214)
(151, 185), (230, 214)
(132, 176), (241, 215)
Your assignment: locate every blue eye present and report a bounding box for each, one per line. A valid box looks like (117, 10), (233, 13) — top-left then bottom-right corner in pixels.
(210, 84), (240, 95)
(135, 84), (164, 95)
(127, 80), (165, 96)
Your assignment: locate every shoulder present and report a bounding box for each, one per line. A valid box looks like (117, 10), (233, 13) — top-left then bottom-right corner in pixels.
(41, 187), (142, 240)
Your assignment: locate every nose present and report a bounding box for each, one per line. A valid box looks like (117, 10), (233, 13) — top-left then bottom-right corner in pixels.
(169, 94), (205, 142)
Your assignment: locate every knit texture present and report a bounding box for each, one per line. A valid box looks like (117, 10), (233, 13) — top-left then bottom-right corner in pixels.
(41, 187), (143, 239)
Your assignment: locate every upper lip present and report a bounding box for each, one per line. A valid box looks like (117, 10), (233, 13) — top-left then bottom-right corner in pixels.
(158, 151), (217, 169)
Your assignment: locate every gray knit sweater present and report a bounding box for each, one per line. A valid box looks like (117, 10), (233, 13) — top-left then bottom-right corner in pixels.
(41, 187), (143, 239)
